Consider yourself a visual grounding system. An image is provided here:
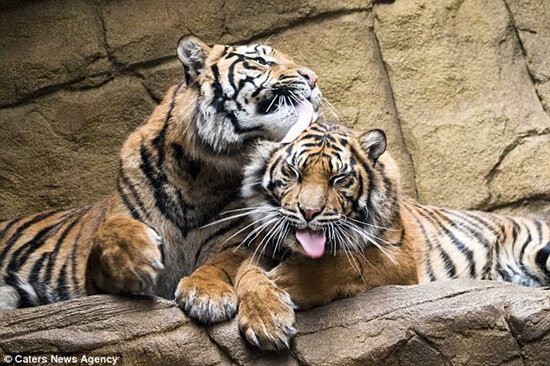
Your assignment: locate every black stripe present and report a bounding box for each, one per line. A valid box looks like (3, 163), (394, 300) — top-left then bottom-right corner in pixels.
(56, 259), (70, 301)
(416, 205), (476, 278)
(403, 205), (438, 281)
(516, 221), (544, 283)
(119, 168), (150, 222)
(151, 81), (184, 170)
(535, 241), (550, 280)
(26, 251), (53, 305)
(139, 143), (187, 234)
(441, 209), (499, 243)
(535, 221), (543, 243)
(4, 272), (35, 307)
(412, 206), (458, 278)
(6, 210), (81, 276)
(0, 217), (25, 242)
(227, 57), (240, 92)
(29, 252), (49, 284)
(518, 221), (531, 270)
(211, 64), (260, 134)
(70, 225), (84, 293)
(43, 213), (83, 286)
(461, 210), (501, 236)
(0, 210), (59, 269)
(117, 182), (142, 221)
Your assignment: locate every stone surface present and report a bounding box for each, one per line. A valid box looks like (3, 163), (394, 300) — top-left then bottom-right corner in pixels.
(505, 0), (550, 112)
(0, 77), (155, 218)
(373, 0), (550, 211)
(1, 280), (549, 365)
(0, 0), (108, 106)
(1, 0), (550, 218)
(489, 134), (550, 207)
(99, 0), (371, 67)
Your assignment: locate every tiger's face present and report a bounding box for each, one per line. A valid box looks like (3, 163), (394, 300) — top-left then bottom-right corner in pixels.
(242, 122), (399, 258)
(177, 36), (322, 153)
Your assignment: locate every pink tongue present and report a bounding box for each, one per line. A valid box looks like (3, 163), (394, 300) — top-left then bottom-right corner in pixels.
(279, 100), (314, 144)
(295, 229), (326, 258)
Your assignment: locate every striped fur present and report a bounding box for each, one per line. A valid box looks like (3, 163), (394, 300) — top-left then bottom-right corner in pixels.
(240, 122), (550, 299)
(0, 35), (322, 309)
(170, 121), (550, 351)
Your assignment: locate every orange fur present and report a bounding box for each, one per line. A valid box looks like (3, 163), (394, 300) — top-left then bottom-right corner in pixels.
(0, 36), (322, 309)
(228, 121), (550, 350)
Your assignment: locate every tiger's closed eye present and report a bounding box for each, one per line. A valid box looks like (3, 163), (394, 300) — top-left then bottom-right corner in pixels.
(285, 163), (301, 181)
(252, 57), (276, 67)
(330, 174), (353, 186)
(289, 165), (301, 179)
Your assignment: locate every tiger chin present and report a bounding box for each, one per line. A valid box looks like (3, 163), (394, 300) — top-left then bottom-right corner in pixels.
(230, 121), (550, 350)
(0, 35), (322, 310)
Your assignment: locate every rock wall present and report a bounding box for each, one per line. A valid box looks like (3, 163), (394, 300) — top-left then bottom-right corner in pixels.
(1, 280), (549, 365)
(0, 0), (549, 218)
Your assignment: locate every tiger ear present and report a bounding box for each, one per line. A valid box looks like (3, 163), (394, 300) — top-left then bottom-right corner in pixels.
(177, 35), (212, 83)
(359, 129), (387, 164)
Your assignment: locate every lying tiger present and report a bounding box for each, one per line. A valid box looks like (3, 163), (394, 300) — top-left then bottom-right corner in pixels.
(0, 35), (321, 309)
(184, 121), (550, 350)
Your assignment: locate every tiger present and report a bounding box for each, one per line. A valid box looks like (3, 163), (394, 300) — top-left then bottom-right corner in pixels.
(0, 35), (322, 311)
(183, 121), (550, 350)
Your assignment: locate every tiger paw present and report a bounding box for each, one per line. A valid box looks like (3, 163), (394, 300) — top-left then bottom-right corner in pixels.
(92, 217), (164, 295)
(237, 279), (297, 350)
(175, 272), (237, 324)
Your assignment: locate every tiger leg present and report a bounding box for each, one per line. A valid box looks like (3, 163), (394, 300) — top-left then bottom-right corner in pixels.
(267, 253), (368, 310)
(175, 248), (250, 324)
(235, 257), (297, 350)
(86, 216), (164, 295)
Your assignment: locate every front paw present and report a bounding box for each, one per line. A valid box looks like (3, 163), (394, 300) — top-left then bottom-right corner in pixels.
(238, 279), (297, 350)
(175, 273), (237, 324)
(96, 226), (164, 294)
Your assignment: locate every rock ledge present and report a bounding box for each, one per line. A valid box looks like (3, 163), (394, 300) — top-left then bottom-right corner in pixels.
(1, 280), (549, 365)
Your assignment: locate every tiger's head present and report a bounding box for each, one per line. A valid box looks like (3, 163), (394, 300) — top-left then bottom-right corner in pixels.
(241, 122), (400, 258)
(176, 36), (322, 153)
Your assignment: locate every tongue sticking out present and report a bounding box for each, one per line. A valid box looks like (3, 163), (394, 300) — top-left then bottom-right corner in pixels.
(279, 100), (315, 144)
(295, 229), (326, 258)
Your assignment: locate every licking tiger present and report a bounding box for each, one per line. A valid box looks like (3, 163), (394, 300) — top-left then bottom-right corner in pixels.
(0, 35), (322, 310)
(191, 121), (550, 350)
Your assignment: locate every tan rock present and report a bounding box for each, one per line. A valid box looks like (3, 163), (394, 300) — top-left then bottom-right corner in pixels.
(137, 59), (185, 102)
(1, 280), (548, 365)
(505, 0), (550, 111)
(373, 0), (550, 210)
(0, 77), (155, 218)
(0, 0), (107, 106)
(99, 0), (371, 67)
(98, 0), (225, 67)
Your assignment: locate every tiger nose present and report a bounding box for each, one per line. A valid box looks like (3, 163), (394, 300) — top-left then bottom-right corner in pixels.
(299, 205), (322, 221)
(298, 69), (318, 89)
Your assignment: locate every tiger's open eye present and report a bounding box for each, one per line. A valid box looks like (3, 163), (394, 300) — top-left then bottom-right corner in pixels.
(330, 174), (353, 186)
